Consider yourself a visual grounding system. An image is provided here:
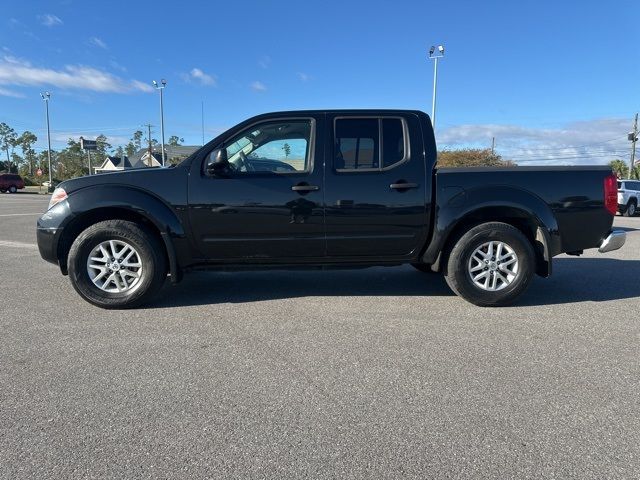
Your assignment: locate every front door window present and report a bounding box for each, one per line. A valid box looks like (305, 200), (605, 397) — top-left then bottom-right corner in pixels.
(213, 120), (313, 174)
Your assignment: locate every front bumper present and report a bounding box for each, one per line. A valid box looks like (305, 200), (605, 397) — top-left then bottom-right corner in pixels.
(598, 230), (626, 253)
(37, 226), (61, 265)
(36, 200), (71, 267)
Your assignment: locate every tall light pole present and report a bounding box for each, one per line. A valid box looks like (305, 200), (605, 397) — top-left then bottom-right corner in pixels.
(628, 113), (638, 179)
(40, 92), (53, 190)
(152, 79), (167, 166)
(428, 45), (445, 133)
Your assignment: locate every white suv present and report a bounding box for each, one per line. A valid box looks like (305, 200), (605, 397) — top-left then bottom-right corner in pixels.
(618, 180), (640, 216)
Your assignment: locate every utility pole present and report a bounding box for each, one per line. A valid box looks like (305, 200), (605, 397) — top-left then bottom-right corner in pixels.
(152, 79), (167, 166)
(143, 123), (153, 167)
(41, 92), (53, 191)
(428, 45), (445, 133)
(491, 137), (496, 155)
(629, 113), (638, 180)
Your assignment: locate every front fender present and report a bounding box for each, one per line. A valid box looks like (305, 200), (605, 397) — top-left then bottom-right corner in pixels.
(65, 185), (185, 237)
(38, 185), (187, 279)
(423, 185), (561, 274)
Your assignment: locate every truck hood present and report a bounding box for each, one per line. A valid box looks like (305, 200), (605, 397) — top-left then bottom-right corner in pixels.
(58, 166), (183, 194)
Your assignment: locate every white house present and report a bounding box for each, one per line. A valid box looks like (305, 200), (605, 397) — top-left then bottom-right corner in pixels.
(94, 156), (133, 174)
(129, 145), (200, 167)
(93, 145), (200, 174)
(132, 152), (163, 169)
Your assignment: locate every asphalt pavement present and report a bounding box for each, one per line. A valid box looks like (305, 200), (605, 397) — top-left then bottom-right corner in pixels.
(1, 193), (639, 479)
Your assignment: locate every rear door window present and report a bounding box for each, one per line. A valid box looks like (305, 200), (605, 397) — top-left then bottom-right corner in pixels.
(334, 117), (407, 171)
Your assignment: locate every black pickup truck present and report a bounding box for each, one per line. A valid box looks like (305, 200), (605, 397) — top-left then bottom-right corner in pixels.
(37, 110), (626, 309)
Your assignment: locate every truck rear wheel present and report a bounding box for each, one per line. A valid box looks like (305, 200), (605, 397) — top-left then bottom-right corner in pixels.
(67, 220), (167, 309)
(624, 200), (637, 217)
(444, 222), (535, 307)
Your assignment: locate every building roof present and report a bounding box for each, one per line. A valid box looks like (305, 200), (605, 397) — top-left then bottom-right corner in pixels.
(97, 156), (132, 170)
(128, 145), (199, 164)
(132, 152), (163, 169)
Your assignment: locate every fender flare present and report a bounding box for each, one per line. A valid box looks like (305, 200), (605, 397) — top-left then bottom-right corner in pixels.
(59, 185), (186, 281)
(423, 186), (560, 276)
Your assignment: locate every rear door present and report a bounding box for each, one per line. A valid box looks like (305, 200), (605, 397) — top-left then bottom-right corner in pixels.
(324, 113), (428, 258)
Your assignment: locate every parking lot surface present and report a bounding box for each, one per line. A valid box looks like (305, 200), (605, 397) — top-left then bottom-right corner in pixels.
(1, 193), (639, 479)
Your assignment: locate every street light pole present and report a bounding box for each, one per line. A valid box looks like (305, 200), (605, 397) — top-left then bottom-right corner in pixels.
(629, 113), (638, 179)
(153, 79), (167, 166)
(41, 92), (53, 190)
(428, 45), (445, 133)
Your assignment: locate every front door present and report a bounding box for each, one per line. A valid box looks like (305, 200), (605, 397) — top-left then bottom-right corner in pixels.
(188, 115), (325, 261)
(324, 113), (428, 258)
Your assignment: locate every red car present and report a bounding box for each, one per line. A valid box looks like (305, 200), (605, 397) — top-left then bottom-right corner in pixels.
(0, 173), (25, 193)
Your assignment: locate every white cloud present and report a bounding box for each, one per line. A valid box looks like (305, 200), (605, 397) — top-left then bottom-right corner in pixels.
(182, 67), (216, 86)
(0, 87), (25, 98)
(258, 56), (271, 69)
(438, 117), (631, 165)
(2, 55), (30, 66)
(38, 14), (63, 27)
(90, 37), (108, 49)
(250, 81), (267, 92)
(297, 72), (311, 82)
(129, 80), (154, 93)
(0, 57), (153, 93)
(109, 59), (127, 72)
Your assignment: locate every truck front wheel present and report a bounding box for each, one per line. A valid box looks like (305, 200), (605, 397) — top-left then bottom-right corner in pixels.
(67, 220), (167, 309)
(444, 222), (535, 307)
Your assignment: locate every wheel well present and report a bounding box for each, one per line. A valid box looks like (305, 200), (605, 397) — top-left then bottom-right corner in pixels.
(57, 207), (167, 274)
(629, 198), (637, 205)
(440, 207), (550, 277)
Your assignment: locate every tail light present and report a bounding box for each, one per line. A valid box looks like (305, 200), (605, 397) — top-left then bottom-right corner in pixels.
(48, 187), (68, 210)
(604, 174), (618, 216)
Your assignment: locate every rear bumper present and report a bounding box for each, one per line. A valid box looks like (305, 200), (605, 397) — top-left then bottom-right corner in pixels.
(598, 230), (626, 253)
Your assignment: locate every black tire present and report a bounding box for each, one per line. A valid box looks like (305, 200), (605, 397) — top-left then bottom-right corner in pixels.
(623, 200), (637, 217)
(411, 262), (437, 273)
(67, 220), (167, 309)
(0, 188), (6, 193)
(444, 222), (535, 307)
(8, 186), (17, 193)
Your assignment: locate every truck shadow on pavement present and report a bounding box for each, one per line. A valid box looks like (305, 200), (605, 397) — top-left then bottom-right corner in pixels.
(152, 257), (639, 308)
(154, 266), (454, 308)
(518, 257), (640, 306)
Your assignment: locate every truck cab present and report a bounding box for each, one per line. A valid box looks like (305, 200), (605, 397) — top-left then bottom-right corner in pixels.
(188, 110), (432, 262)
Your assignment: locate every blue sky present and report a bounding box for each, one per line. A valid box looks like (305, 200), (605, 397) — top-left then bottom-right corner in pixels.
(0, 0), (638, 164)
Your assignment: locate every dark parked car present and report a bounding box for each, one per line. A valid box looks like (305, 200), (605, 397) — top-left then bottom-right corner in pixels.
(0, 173), (25, 193)
(37, 110), (625, 309)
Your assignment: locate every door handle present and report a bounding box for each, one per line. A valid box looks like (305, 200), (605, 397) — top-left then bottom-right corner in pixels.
(390, 182), (418, 190)
(292, 184), (320, 192)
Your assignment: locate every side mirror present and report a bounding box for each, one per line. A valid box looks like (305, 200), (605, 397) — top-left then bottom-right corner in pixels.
(206, 148), (229, 176)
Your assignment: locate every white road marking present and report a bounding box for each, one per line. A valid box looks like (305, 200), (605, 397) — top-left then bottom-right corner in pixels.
(0, 213), (42, 217)
(0, 240), (38, 249)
